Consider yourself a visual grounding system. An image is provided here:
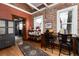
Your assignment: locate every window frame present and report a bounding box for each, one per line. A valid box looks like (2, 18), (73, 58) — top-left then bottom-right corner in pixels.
(57, 5), (78, 35)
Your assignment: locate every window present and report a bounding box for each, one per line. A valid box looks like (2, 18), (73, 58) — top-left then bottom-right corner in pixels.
(34, 15), (43, 34)
(59, 10), (72, 34)
(67, 11), (72, 34)
(57, 5), (78, 35)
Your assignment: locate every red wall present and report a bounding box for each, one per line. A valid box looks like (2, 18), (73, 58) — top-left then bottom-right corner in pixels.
(0, 3), (33, 39)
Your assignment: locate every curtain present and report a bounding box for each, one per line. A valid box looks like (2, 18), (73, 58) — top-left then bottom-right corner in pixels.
(59, 11), (68, 30)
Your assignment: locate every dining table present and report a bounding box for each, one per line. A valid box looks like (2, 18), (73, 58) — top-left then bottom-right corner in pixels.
(51, 33), (79, 55)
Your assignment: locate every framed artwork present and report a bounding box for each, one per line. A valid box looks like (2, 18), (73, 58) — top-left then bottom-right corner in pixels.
(45, 23), (52, 29)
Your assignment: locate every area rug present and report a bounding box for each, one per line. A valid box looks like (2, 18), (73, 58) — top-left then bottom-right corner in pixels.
(18, 41), (49, 56)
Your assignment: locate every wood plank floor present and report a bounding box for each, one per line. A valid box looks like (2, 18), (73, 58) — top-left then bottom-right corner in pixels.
(26, 41), (74, 56)
(0, 45), (23, 56)
(0, 41), (74, 56)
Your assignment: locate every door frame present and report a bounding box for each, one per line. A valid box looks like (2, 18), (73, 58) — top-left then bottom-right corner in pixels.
(12, 15), (26, 41)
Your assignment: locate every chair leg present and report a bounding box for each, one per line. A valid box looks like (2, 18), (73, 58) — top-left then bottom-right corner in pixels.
(45, 47), (47, 51)
(51, 45), (53, 53)
(51, 43), (54, 53)
(68, 47), (71, 56)
(41, 44), (42, 48)
(45, 44), (47, 51)
(52, 49), (53, 53)
(59, 46), (61, 56)
(41, 43), (42, 48)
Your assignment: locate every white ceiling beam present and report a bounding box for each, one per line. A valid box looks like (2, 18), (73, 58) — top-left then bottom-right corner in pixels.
(2, 3), (32, 15)
(32, 3), (59, 14)
(26, 3), (39, 11)
(43, 3), (48, 7)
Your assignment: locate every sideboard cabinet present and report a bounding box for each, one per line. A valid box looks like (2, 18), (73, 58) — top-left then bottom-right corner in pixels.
(0, 19), (15, 49)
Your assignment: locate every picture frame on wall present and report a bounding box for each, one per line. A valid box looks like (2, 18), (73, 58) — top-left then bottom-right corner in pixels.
(45, 23), (52, 29)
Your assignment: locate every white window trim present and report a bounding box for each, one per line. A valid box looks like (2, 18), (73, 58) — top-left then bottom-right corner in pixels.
(57, 5), (78, 35)
(34, 15), (44, 34)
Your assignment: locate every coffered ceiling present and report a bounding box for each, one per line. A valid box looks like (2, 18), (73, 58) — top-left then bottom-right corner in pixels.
(3, 3), (58, 15)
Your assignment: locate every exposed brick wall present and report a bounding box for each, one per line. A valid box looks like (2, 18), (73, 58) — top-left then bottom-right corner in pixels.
(33, 3), (79, 34)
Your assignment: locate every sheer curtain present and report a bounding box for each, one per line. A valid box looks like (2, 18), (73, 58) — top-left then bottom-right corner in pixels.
(57, 5), (78, 35)
(59, 11), (68, 30)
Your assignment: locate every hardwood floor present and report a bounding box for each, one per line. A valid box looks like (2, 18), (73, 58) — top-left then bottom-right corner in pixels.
(0, 41), (74, 56)
(24, 41), (74, 56)
(0, 45), (23, 56)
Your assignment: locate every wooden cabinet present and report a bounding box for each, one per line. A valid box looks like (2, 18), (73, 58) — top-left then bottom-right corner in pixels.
(0, 20), (15, 49)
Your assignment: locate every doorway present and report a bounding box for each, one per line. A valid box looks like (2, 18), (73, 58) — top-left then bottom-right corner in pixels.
(15, 20), (23, 38)
(12, 15), (26, 44)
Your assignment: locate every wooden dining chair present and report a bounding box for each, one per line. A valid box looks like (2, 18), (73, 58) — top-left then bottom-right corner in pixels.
(58, 34), (72, 56)
(40, 34), (47, 50)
